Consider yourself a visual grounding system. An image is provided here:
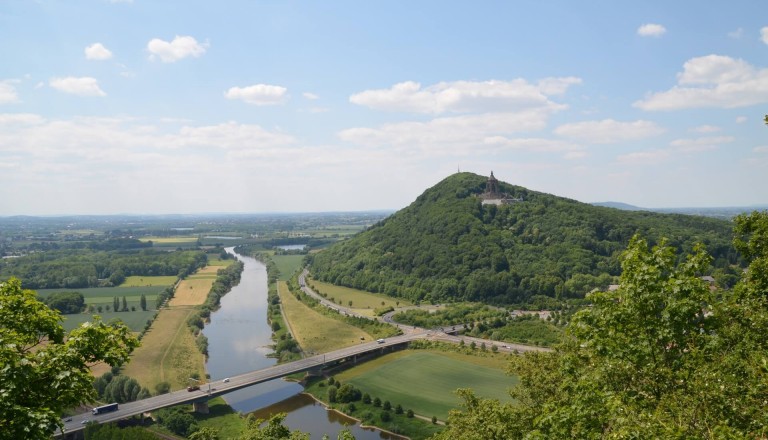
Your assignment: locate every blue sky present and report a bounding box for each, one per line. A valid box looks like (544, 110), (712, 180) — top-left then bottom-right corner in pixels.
(1, 1), (767, 215)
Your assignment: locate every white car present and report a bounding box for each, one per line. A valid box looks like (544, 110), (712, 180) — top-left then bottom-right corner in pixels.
(223, 378), (230, 383)
(376, 339), (385, 343)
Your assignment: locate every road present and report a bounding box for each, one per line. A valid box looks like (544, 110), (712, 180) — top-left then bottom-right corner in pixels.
(61, 271), (550, 435)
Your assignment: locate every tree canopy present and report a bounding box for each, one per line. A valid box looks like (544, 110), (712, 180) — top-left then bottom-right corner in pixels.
(311, 172), (737, 305)
(432, 211), (768, 439)
(0, 278), (139, 439)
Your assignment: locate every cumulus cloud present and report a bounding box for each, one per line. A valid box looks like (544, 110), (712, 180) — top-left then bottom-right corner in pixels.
(754, 146), (768, 153)
(0, 82), (20, 104)
(349, 78), (581, 114)
(303, 92), (319, 100)
(634, 55), (768, 110)
(728, 28), (744, 39)
(554, 119), (665, 144)
(85, 43), (113, 60)
(762, 27), (768, 45)
(49, 77), (106, 97)
(617, 149), (670, 164)
(637, 23), (666, 37)
(225, 84), (288, 106)
(669, 136), (734, 152)
(147, 36), (207, 62)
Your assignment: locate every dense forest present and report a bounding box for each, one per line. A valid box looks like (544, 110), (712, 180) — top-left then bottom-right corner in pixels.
(0, 248), (207, 289)
(310, 172), (739, 305)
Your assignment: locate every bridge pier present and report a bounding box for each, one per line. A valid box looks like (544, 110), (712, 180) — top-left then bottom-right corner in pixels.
(192, 401), (209, 414)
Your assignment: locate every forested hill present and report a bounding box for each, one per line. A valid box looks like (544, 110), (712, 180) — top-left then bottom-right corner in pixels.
(309, 172), (739, 305)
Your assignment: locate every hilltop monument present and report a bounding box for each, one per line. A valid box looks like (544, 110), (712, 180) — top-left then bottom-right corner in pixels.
(479, 171), (522, 205)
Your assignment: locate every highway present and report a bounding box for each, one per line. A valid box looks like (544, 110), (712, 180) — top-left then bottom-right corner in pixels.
(60, 270), (550, 435)
(59, 331), (426, 435)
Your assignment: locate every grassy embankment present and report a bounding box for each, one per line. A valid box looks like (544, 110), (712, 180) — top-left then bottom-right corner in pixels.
(307, 278), (413, 317)
(121, 257), (233, 392)
(278, 280), (372, 353)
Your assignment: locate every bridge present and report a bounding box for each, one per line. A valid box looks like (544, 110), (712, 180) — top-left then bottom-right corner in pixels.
(58, 331), (424, 436)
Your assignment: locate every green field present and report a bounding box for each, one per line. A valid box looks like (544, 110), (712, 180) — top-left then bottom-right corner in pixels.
(309, 278), (412, 310)
(60, 310), (156, 332)
(139, 236), (199, 243)
(335, 350), (516, 420)
(272, 254), (305, 281)
(120, 276), (177, 287)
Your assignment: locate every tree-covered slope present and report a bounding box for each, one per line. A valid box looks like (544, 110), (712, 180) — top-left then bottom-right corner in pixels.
(310, 172), (737, 304)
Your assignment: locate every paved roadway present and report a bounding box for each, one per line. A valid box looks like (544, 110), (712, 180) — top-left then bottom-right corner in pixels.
(60, 270), (550, 435)
(59, 331), (428, 435)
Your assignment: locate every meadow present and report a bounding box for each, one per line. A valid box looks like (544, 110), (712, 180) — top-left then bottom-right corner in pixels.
(272, 254), (305, 281)
(60, 310), (156, 333)
(278, 281), (372, 353)
(333, 350), (516, 420)
(308, 278), (412, 316)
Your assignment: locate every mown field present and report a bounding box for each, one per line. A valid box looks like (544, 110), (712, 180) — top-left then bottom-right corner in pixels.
(139, 236), (199, 243)
(334, 350), (516, 420)
(278, 281), (372, 353)
(121, 275), (178, 287)
(272, 254), (304, 281)
(308, 278), (412, 316)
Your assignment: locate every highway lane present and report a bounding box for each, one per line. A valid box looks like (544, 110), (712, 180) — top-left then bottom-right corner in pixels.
(59, 331), (427, 435)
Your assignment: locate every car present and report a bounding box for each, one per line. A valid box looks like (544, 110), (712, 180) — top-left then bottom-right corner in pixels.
(376, 338), (385, 343)
(81, 420), (89, 425)
(187, 385), (200, 392)
(223, 378), (230, 383)
(64, 417), (72, 422)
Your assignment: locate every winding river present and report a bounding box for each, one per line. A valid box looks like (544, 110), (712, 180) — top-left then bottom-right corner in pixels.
(202, 248), (401, 439)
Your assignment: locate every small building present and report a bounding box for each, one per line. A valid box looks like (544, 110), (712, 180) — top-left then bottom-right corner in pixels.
(478, 171), (523, 205)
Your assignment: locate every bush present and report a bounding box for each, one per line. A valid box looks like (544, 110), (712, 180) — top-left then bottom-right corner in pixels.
(155, 381), (171, 395)
(406, 409), (414, 418)
(380, 411), (392, 422)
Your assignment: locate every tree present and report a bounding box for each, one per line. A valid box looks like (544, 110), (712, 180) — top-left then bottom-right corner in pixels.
(140, 293), (147, 311)
(239, 412), (309, 440)
(0, 278), (139, 439)
(122, 295), (128, 312)
(188, 427), (220, 440)
(433, 224), (768, 439)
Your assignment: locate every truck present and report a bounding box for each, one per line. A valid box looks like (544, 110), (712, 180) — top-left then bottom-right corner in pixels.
(92, 403), (118, 415)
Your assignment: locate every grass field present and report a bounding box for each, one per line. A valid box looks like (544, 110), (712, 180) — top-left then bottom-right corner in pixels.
(121, 276), (177, 287)
(60, 310), (155, 333)
(193, 397), (245, 438)
(139, 236), (199, 243)
(308, 279), (412, 315)
(278, 281), (372, 353)
(121, 305), (206, 392)
(334, 350), (516, 420)
(272, 255), (305, 281)
(169, 264), (222, 306)
(37, 285), (165, 300)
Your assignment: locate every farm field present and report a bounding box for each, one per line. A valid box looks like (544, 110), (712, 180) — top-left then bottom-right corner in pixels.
(334, 350), (516, 420)
(169, 262), (228, 306)
(139, 236), (198, 243)
(308, 278), (412, 315)
(272, 254), (304, 281)
(60, 310), (155, 333)
(121, 305), (206, 392)
(278, 281), (371, 353)
(121, 276), (177, 287)
(37, 285), (165, 301)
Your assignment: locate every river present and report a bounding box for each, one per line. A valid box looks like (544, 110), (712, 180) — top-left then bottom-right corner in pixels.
(202, 248), (402, 439)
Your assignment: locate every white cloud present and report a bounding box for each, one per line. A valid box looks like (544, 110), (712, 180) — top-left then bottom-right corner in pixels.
(736, 116), (748, 124)
(85, 43), (113, 60)
(554, 119), (665, 144)
(669, 136), (734, 152)
(728, 28), (744, 39)
(637, 23), (666, 37)
(762, 27), (768, 45)
(49, 77), (106, 97)
(349, 78), (581, 114)
(564, 151), (587, 160)
(690, 124), (721, 133)
(225, 84), (288, 106)
(0, 82), (20, 104)
(147, 36), (207, 63)
(0, 113), (45, 125)
(634, 55), (768, 110)
(303, 92), (319, 100)
(752, 146), (768, 153)
(339, 109), (561, 155)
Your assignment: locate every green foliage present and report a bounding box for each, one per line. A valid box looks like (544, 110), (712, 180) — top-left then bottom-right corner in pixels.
(0, 248), (206, 289)
(0, 278), (139, 440)
(42, 290), (85, 314)
(239, 412), (309, 440)
(434, 215), (768, 439)
(156, 406), (199, 437)
(85, 422), (163, 439)
(311, 172), (736, 304)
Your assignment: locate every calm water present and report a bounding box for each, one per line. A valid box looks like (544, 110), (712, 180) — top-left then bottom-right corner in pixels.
(203, 248), (401, 439)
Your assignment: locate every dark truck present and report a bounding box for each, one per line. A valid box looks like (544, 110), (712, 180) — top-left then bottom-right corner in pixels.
(92, 403), (118, 415)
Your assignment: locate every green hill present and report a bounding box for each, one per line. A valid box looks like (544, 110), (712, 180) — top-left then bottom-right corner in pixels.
(309, 172), (739, 305)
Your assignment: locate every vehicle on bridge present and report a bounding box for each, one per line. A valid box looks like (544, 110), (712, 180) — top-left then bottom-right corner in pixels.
(377, 338), (385, 343)
(187, 385), (200, 391)
(92, 403), (118, 415)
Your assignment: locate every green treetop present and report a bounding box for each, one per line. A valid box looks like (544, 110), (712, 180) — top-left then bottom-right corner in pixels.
(0, 278), (139, 440)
